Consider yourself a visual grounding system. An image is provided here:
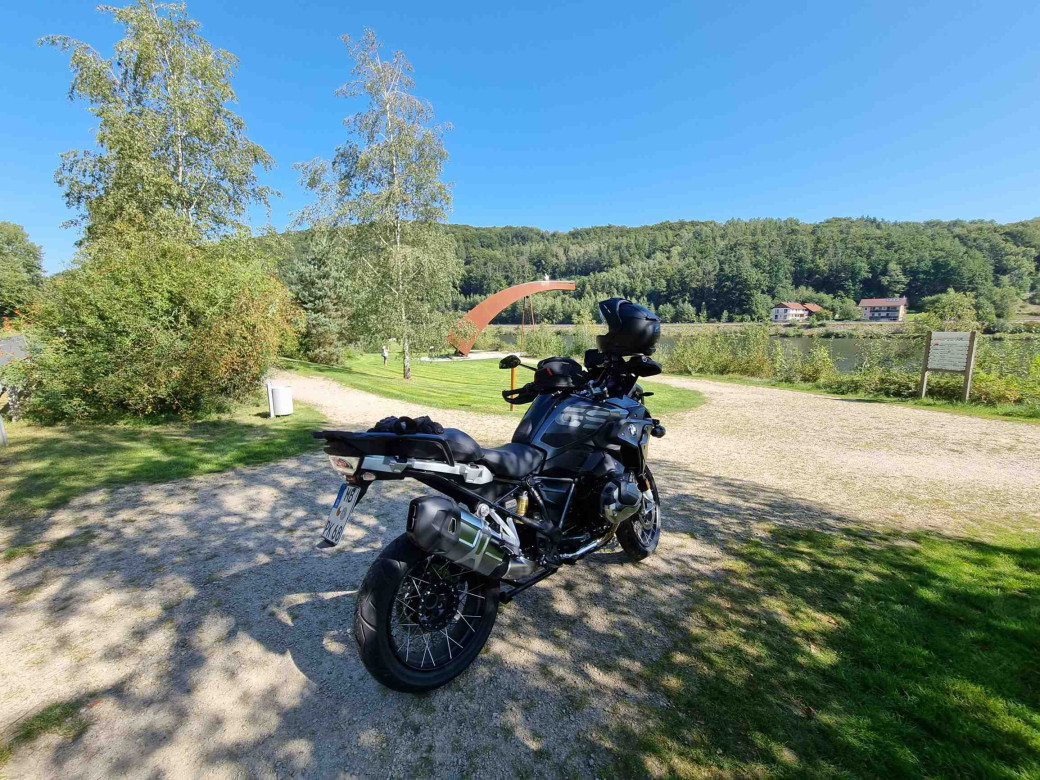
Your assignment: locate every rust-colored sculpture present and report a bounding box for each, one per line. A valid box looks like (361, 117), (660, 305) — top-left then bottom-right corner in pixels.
(448, 280), (576, 356)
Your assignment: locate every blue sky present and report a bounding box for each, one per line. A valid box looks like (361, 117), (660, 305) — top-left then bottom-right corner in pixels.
(3, 1), (1040, 274)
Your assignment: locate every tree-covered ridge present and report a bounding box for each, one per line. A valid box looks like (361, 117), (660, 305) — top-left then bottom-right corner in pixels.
(447, 217), (1040, 323)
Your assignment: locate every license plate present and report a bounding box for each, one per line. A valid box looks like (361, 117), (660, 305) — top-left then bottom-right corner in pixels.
(321, 483), (361, 545)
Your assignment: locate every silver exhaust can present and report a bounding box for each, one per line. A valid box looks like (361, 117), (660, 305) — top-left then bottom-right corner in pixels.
(407, 496), (512, 578)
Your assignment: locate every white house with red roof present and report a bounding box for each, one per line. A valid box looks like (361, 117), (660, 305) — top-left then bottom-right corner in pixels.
(771, 302), (809, 322)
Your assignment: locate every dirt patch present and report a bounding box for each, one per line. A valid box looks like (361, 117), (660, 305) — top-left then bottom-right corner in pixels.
(1, 375), (1037, 777)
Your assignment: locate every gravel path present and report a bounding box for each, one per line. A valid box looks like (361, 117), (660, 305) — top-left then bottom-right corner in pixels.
(2, 374), (1038, 778)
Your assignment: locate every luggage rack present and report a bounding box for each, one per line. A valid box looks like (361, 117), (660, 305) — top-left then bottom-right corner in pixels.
(314, 430), (458, 466)
(313, 430), (494, 485)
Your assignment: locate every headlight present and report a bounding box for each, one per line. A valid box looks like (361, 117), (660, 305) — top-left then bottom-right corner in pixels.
(328, 455), (360, 475)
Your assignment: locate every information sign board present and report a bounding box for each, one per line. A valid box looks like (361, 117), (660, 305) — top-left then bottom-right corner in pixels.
(919, 331), (978, 402)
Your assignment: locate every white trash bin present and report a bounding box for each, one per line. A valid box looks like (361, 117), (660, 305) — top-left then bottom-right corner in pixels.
(267, 384), (293, 417)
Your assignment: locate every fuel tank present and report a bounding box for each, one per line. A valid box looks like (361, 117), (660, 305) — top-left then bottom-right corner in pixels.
(512, 392), (649, 476)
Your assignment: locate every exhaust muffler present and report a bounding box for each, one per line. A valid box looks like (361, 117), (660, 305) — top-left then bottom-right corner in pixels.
(406, 496), (538, 579)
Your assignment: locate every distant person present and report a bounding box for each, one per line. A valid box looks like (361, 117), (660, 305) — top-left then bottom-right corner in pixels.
(381, 345), (389, 366)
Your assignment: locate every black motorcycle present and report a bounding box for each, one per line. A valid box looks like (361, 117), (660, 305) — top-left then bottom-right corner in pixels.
(313, 298), (666, 691)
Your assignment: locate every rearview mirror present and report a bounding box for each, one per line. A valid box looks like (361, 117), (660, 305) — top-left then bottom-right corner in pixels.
(499, 354), (522, 369)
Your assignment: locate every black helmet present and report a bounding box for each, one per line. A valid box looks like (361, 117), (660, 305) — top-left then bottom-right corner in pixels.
(597, 298), (661, 355)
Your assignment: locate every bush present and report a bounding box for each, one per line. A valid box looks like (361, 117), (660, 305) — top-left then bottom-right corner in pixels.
(522, 325), (565, 358)
(820, 368), (920, 399)
(794, 342), (837, 383)
(969, 372), (1024, 405)
(659, 322), (1040, 410)
(666, 325), (773, 377)
(8, 235), (296, 422)
(567, 315), (596, 358)
(471, 328), (503, 351)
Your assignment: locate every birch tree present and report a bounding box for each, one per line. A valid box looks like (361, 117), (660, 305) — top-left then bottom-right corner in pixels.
(41, 1), (273, 243)
(0, 222), (44, 319)
(295, 29), (458, 378)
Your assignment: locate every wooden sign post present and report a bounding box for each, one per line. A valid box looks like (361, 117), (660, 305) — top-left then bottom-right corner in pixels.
(919, 331), (978, 402)
(0, 386), (7, 447)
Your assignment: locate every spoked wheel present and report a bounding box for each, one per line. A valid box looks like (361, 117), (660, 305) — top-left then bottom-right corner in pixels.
(616, 468), (661, 561)
(354, 534), (498, 692)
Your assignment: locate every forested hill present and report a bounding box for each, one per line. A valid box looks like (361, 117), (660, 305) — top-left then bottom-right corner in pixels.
(446, 218), (1040, 323)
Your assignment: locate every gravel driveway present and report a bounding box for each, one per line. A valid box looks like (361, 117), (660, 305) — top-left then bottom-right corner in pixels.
(2, 374), (1038, 778)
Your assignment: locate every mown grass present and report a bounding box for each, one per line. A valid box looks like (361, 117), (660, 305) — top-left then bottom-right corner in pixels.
(687, 373), (1040, 423)
(615, 527), (1040, 779)
(0, 397), (325, 524)
(281, 353), (706, 418)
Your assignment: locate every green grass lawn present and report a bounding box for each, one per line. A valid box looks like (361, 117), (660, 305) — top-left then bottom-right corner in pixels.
(616, 527), (1040, 779)
(281, 353), (705, 418)
(0, 397), (325, 526)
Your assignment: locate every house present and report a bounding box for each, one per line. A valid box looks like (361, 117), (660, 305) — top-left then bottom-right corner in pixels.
(858, 297), (907, 322)
(803, 302), (825, 315)
(771, 302), (809, 322)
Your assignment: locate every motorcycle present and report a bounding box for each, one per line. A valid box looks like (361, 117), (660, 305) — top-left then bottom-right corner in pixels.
(312, 298), (665, 691)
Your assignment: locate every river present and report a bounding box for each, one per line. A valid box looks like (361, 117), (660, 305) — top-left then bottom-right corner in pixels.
(490, 327), (905, 374)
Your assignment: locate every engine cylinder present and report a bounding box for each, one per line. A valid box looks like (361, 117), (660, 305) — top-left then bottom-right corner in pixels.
(599, 474), (642, 524)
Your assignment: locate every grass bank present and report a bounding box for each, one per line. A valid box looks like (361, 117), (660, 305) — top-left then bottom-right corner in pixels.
(0, 397), (325, 524)
(615, 526), (1040, 779)
(663, 325), (1040, 422)
(686, 373), (1040, 423)
(281, 353), (706, 418)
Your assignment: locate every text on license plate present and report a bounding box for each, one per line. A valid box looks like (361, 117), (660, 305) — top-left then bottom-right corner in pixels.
(322, 483), (361, 545)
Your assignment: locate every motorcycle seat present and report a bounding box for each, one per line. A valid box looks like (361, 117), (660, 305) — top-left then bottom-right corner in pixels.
(479, 443), (544, 479)
(441, 428), (484, 463)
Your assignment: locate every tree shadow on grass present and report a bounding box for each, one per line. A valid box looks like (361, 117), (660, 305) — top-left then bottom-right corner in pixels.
(618, 523), (1040, 779)
(0, 411), (323, 543)
(2, 453), (1036, 777)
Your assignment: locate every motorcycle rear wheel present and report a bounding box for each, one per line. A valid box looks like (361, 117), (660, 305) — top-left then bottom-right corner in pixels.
(616, 468), (661, 561)
(354, 533), (499, 692)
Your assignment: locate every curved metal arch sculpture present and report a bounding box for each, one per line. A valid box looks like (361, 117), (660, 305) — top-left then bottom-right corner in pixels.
(448, 280), (576, 356)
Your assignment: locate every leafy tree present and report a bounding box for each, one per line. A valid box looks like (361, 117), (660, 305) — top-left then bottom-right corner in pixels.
(19, 2), (295, 421)
(422, 217), (1040, 324)
(657, 302), (676, 323)
(672, 301), (695, 322)
(986, 286), (1020, 321)
(749, 292), (774, 322)
(879, 261), (908, 296)
(12, 233), (295, 421)
(920, 289), (981, 332)
(833, 297), (863, 321)
(295, 30), (458, 378)
(41, 1), (273, 243)
(0, 222), (44, 318)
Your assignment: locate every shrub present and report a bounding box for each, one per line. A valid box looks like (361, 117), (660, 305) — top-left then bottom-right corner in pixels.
(471, 328), (503, 351)
(794, 342), (837, 383)
(9, 234), (296, 422)
(522, 325), (564, 358)
(969, 372), (1024, 405)
(567, 315), (596, 358)
(820, 368), (919, 399)
(665, 325), (773, 377)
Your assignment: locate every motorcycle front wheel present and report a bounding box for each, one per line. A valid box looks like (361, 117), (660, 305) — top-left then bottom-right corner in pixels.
(354, 533), (499, 692)
(616, 467), (661, 561)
